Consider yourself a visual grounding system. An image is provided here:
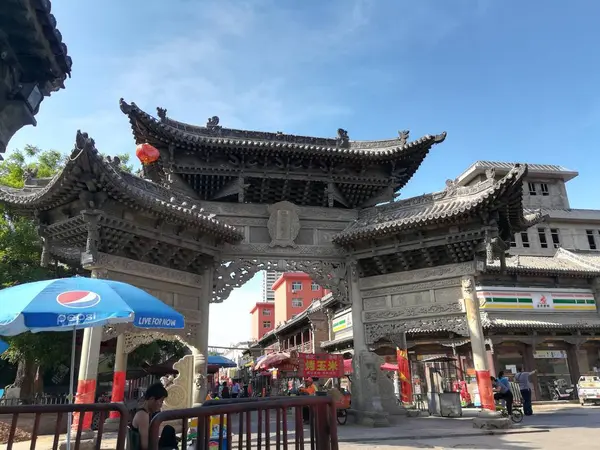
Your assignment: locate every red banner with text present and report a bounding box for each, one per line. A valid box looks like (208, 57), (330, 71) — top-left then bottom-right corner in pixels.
(298, 353), (344, 378)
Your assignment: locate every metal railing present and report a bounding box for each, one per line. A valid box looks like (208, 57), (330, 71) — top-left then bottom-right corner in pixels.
(0, 402), (128, 450)
(0, 394), (71, 406)
(149, 396), (338, 450)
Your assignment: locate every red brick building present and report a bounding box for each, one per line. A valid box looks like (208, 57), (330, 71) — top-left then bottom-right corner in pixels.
(250, 302), (275, 340)
(272, 272), (329, 327)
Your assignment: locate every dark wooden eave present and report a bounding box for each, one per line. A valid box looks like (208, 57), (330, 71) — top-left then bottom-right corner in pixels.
(0, 130), (243, 244)
(0, 0), (72, 91)
(119, 99), (446, 161)
(333, 164), (538, 246)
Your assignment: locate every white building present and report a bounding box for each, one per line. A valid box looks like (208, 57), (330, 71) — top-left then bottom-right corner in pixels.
(262, 270), (282, 302)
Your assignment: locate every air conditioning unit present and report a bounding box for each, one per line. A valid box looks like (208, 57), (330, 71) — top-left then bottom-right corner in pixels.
(292, 290), (297, 294)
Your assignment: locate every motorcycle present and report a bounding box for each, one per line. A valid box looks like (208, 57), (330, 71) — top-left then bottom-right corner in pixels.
(549, 379), (576, 401)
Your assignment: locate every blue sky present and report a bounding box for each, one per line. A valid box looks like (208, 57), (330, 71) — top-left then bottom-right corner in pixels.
(9, 0), (600, 345)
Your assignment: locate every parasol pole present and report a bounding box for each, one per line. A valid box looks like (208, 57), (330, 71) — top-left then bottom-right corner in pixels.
(66, 326), (76, 450)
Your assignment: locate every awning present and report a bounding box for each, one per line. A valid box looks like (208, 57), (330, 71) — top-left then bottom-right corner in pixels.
(482, 311), (600, 330)
(207, 355), (237, 368)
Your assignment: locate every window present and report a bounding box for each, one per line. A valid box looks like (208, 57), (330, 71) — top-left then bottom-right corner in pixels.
(528, 182), (537, 196)
(292, 298), (303, 308)
(587, 230), (597, 250)
(540, 183), (549, 196)
(510, 235), (517, 247)
(263, 309), (272, 316)
(538, 228), (548, 249)
(550, 229), (560, 248)
(291, 281), (302, 291)
(311, 282), (320, 291)
(263, 321), (271, 328)
(521, 232), (530, 248)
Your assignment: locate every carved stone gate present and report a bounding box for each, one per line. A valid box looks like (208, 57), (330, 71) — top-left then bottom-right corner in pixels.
(0, 101), (541, 425)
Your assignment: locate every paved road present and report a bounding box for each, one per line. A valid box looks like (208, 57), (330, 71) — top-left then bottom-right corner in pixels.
(340, 406), (600, 449)
(3, 404), (598, 449)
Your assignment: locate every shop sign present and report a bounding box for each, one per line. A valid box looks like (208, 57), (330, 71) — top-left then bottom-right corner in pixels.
(298, 353), (344, 378)
(534, 350), (567, 359)
(332, 312), (352, 333)
(477, 287), (596, 312)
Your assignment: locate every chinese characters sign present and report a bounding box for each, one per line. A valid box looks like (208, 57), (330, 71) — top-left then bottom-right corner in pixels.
(298, 353), (343, 378)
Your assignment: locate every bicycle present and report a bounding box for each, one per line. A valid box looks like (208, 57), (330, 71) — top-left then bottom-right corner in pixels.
(496, 404), (523, 423)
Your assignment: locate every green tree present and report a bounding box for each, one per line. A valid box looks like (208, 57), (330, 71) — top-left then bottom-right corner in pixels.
(0, 145), (132, 397)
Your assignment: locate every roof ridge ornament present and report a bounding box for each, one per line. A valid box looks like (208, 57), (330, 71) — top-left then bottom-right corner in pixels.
(156, 107), (167, 121)
(336, 128), (349, 149)
(207, 116), (220, 129)
(398, 130), (410, 147)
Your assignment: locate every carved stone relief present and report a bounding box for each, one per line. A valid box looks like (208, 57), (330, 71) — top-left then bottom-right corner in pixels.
(362, 296), (388, 311)
(362, 278), (462, 298)
(364, 315), (469, 344)
(363, 302), (463, 323)
(213, 258), (349, 304)
(223, 243), (346, 258)
(267, 201), (301, 248)
(360, 261), (476, 291)
(433, 286), (463, 304)
(90, 253), (203, 287)
(391, 290), (432, 308)
(162, 355), (194, 410)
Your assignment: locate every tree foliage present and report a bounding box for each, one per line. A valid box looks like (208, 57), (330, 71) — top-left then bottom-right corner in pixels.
(0, 145), (134, 393)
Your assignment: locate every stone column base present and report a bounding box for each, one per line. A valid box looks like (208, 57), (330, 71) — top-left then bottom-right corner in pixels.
(472, 410), (511, 430)
(59, 431), (96, 450)
(348, 409), (390, 427)
(103, 417), (121, 431)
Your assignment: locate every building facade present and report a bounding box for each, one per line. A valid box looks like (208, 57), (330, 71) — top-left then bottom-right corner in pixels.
(262, 270), (281, 302)
(319, 161), (600, 400)
(272, 272), (329, 327)
(250, 302), (275, 340)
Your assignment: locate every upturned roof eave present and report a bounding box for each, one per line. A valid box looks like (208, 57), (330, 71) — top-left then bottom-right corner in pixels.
(332, 164), (529, 245)
(119, 99), (446, 160)
(0, 131), (243, 244)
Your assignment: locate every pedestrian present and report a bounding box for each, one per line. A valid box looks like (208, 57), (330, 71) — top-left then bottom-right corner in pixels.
(515, 366), (537, 416)
(231, 380), (241, 398)
(221, 381), (231, 398)
(491, 374), (513, 415)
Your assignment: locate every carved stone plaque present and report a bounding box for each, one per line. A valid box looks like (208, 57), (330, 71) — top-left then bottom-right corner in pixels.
(267, 201), (300, 248)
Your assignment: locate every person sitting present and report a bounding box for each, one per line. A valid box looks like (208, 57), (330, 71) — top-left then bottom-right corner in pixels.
(158, 424), (179, 450)
(130, 383), (170, 450)
(491, 375), (513, 415)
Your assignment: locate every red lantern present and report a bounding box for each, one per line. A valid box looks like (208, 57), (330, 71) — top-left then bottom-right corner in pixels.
(136, 143), (160, 165)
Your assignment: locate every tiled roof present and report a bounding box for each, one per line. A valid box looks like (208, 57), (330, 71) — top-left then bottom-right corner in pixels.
(119, 99), (446, 159)
(482, 311), (600, 330)
(468, 161), (574, 173)
(0, 131), (243, 243)
(333, 165), (532, 244)
(1, 0), (72, 90)
(486, 249), (600, 277)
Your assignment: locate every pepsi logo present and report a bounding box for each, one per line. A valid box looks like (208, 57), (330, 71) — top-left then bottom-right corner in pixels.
(56, 291), (101, 309)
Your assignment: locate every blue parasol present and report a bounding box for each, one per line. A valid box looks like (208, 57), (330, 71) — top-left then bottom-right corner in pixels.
(208, 355), (237, 368)
(0, 276), (185, 449)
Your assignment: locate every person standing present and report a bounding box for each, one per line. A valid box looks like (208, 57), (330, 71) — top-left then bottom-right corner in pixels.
(231, 380), (241, 398)
(221, 381), (231, 399)
(515, 366), (537, 416)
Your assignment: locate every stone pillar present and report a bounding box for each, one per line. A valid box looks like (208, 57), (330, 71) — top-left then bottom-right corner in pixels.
(107, 334), (128, 421)
(348, 262), (389, 426)
(566, 343), (581, 386)
(461, 276), (494, 412)
(487, 349), (498, 377)
(72, 269), (105, 433)
(192, 265), (213, 406)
